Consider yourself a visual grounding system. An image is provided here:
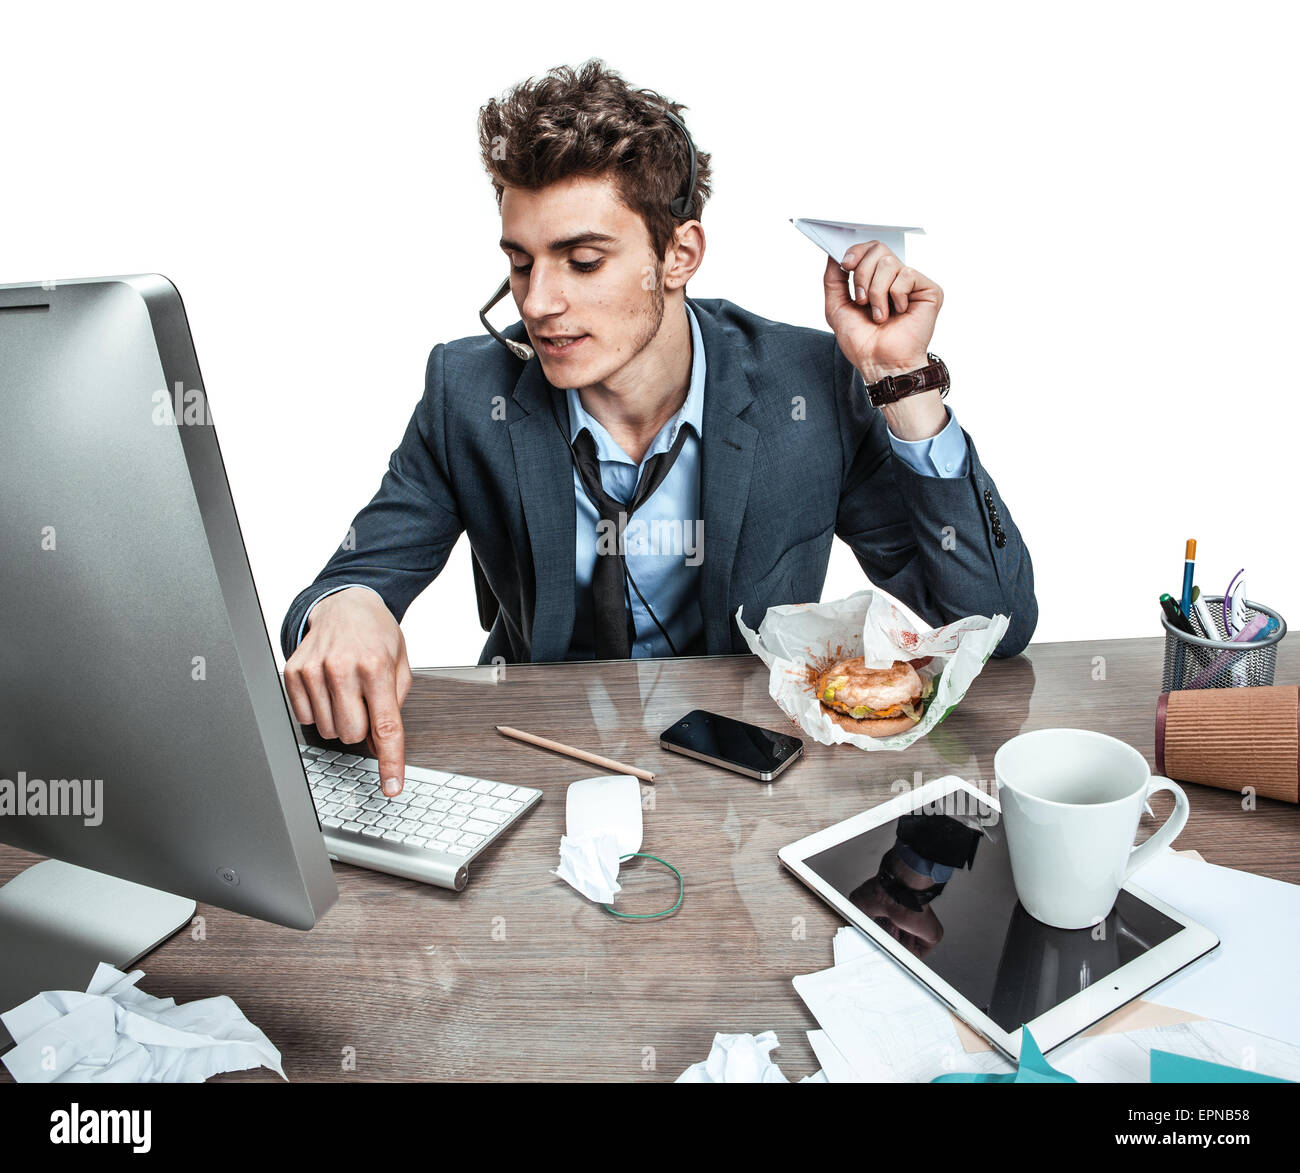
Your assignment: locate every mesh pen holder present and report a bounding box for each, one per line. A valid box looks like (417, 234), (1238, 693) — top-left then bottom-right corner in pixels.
(1161, 595), (1286, 691)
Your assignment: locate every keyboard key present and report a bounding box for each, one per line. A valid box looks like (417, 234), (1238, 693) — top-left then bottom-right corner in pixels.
(475, 807), (508, 825)
(472, 794), (498, 809)
(418, 770), (455, 786)
(358, 811), (382, 825)
(363, 798), (387, 812)
(361, 826), (387, 838)
(451, 803), (475, 817)
(324, 763), (349, 776)
(382, 829), (406, 843)
(494, 798), (524, 814)
(381, 801), (406, 815)
(342, 820), (363, 833)
(444, 776), (473, 791)
(430, 798), (453, 813)
(410, 795), (433, 809)
(457, 833), (485, 848)
(463, 819), (494, 836)
(471, 780), (496, 795)
(419, 808), (444, 825)
(435, 827), (458, 843)
(303, 746), (325, 758)
(448, 844), (473, 857)
(341, 767), (366, 779)
(322, 815), (343, 829)
(319, 802), (342, 817)
(317, 751), (341, 763)
(396, 819), (421, 834)
(336, 754), (362, 767)
(405, 836), (427, 849)
(443, 816), (466, 830)
(491, 783), (517, 798)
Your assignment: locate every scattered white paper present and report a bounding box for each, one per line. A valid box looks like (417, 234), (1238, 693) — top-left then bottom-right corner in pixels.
(1130, 852), (1300, 1047)
(676, 1031), (790, 1083)
(791, 218), (925, 265)
(1049, 1019), (1300, 1083)
(794, 946), (1013, 1082)
(1, 963), (285, 1083)
(735, 589), (1009, 750)
(551, 775), (645, 904)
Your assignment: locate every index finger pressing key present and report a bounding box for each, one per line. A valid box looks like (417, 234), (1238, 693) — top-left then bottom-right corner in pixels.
(361, 670), (406, 797)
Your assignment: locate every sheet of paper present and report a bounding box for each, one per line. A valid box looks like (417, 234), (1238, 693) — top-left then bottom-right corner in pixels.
(1, 963), (285, 1083)
(1129, 852), (1300, 1046)
(806, 1028), (864, 1082)
(1048, 1019), (1300, 1083)
(794, 946), (1014, 1081)
(791, 218), (925, 265)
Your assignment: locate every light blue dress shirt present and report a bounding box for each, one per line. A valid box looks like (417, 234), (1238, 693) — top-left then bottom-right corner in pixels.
(296, 306), (970, 652)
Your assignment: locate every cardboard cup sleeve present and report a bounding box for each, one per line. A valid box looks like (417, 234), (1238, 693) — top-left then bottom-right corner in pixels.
(1156, 684), (1300, 804)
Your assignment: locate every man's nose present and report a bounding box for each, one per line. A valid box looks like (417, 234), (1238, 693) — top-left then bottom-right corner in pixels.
(520, 265), (567, 321)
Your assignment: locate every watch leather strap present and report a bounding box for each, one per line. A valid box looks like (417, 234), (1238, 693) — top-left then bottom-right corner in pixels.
(864, 352), (950, 408)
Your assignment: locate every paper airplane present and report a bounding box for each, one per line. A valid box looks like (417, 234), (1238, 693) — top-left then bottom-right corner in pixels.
(791, 218), (925, 265)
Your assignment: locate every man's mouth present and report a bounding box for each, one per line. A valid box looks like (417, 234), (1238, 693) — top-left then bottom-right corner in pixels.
(536, 333), (589, 356)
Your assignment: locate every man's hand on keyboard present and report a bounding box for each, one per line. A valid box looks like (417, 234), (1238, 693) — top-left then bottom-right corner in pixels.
(285, 586), (413, 795)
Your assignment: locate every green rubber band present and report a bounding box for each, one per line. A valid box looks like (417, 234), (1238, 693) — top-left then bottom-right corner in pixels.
(601, 853), (683, 920)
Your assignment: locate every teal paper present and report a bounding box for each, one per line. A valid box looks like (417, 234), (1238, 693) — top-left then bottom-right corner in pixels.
(932, 1027), (1075, 1083)
(1149, 1050), (1291, 1083)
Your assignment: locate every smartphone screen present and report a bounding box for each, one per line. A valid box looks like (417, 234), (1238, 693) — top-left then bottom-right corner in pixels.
(659, 710), (803, 779)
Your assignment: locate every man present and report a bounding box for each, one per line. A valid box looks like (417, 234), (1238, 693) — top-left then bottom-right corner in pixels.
(281, 59), (1036, 795)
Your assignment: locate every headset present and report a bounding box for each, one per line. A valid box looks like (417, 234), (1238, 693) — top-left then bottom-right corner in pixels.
(476, 106), (701, 657)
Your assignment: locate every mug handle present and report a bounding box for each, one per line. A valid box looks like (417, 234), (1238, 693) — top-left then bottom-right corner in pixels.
(1123, 776), (1189, 883)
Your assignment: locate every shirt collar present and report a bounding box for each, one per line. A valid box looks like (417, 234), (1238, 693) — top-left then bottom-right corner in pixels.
(565, 301), (706, 465)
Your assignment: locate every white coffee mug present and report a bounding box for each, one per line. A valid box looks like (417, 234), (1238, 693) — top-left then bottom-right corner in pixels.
(993, 728), (1189, 930)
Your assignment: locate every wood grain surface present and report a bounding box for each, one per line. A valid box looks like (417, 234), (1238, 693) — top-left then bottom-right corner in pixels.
(2, 636), (1296, 1082)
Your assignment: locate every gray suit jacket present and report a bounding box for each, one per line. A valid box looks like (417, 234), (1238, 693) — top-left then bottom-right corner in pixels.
(280, 297), (1037, 664)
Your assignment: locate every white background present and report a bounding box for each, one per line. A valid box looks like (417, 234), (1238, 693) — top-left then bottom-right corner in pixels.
(4, 0), (1296, 667)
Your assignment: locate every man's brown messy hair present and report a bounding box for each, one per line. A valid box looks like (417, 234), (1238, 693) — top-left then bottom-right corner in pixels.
(478, 59), (712, 263)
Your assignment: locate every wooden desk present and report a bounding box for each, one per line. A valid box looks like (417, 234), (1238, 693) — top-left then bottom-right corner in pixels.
(2, 637), (1296, 1081)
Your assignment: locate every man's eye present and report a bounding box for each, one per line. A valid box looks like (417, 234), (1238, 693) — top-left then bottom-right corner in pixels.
(511, 263), (532, 274)
(571, 259), (602, 273)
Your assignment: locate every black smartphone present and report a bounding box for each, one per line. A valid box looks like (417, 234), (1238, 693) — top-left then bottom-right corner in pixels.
(659, 710), (804, 781)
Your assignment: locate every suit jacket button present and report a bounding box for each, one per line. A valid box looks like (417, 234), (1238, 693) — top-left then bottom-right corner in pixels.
(994, 533), (1007, 548)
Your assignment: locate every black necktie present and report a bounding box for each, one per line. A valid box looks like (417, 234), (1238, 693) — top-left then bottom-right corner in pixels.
(572, 423), (691, 659)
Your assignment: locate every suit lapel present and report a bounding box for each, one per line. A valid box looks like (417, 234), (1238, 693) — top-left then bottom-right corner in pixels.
(688, 299), (757, 654)
(510, 359), (576, 663)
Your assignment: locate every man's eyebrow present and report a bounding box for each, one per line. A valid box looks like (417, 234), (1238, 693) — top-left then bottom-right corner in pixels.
(499, 231), (618, 253)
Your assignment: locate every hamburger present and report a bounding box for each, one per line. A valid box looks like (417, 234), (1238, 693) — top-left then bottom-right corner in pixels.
(814, 657), (934, 737)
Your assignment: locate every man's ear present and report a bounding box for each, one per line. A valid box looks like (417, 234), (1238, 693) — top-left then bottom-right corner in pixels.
(661, 221), (705, 293)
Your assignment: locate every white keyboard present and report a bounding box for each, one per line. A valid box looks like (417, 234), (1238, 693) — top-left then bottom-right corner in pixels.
(300, 745), (541, 891)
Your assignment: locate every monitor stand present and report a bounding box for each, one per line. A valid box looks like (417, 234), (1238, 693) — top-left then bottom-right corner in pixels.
(0, 859), (195, 1050)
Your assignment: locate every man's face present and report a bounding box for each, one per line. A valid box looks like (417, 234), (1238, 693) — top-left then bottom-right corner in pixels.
(499, 173), (665, 388)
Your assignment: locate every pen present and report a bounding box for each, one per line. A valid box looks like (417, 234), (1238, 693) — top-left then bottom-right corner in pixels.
(1179, 540), (1196, 621)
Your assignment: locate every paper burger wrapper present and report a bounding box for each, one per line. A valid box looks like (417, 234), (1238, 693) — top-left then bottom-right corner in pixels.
(1156, 685), (1299, 803)
(734, 589), (1010, 750)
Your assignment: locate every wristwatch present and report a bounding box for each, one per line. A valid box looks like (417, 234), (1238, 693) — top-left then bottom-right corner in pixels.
(863, 353), (950, 408)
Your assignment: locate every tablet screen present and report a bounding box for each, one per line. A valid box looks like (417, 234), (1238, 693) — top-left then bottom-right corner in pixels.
(801, 791), (1183, 1033)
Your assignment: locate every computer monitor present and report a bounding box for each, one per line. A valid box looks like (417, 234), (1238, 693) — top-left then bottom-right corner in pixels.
(0, 274), (338, 1048)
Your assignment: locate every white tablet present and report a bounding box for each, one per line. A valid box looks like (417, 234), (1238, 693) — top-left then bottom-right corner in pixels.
(779, 775), (1219, 1060)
